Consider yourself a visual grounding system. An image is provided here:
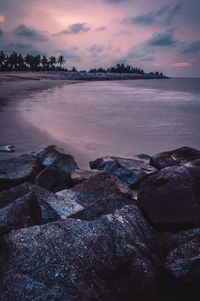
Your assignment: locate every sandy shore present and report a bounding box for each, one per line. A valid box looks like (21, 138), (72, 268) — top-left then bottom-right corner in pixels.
(0, 72), (81, 104)
(0, 72), (88, 166)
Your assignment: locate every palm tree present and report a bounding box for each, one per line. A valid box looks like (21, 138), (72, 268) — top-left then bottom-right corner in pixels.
(0, 50), (6, 70)
(24, 54), (32, 69)
(41, 55), (49, 70)
(57, 55), (65, 68)
(49, 56), (57, 69)
(17, 53), (25, 70)
(33, 55), (41, 70)
(7, 51), (18, 70)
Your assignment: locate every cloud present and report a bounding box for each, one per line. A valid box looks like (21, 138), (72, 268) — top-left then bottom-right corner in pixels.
(14, 24), (48, 41)
(181, 41), (200, 54)
(123, 45), (155, 62)
(87, 44), (104, 57)
(4, 42), (33, 50)
(105, 0), (129, 3)
(170, 62), (192, 67)
(0, 15), (4, 22)
(122, 2), (182, 26)
(147, 29), (177, 47)
(58, 23), (90, 35)
(96, 26), (106, 31)
(56, 49), (82, 62)
(0, 29), (3, 37)
(1, 43), (45, 56)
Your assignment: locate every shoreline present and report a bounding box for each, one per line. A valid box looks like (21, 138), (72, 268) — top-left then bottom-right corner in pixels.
(0, 73), (89, 166)
(0, 71), (167, 166)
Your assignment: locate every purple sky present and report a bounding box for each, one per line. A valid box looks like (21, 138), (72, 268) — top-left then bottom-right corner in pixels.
(0, 0), (200, 77)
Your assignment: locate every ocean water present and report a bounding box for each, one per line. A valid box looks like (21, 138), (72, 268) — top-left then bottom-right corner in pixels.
(2, 78), (200, 167)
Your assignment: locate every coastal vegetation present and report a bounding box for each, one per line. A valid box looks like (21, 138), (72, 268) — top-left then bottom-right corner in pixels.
(0, 50), (164, 77)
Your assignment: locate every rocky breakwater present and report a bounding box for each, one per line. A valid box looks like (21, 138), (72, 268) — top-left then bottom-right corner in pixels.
(0, 145), (200, 300)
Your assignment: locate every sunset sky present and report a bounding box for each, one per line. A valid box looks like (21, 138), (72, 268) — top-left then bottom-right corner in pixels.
(0, 0), (199, 77)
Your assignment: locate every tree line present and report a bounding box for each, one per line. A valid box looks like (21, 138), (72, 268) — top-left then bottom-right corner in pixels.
(0, 51), (66, 71)
(89, 63), (145, 74)
(0, 50), (164, 76)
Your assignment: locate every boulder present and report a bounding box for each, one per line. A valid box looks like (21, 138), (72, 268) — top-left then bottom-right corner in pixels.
(90, 156), (156, 187)
(71, 169), (101, 185)
(0, 183), (60, 223)
(57, 173), (134, 220)
(38, 145), (78, 173)
(150, 146), (200, 170)
(0, 191), (41, 235)
(0, 205), (162, 301)
(71, 172), (134, 207)
(0, 145), (15, 153)
(165, 237), (200, 300)
(165, 227), (200, 252)
(35, 167), (72, 192)
(29, 184), (83, 221)
(184, 159), (200, 186)
(138, 166), (200, 232)
(0, 274), (73, 301)
(0, 154), (42, 192)
(69, 195), (132, 221)
(0, 182), (83, 223)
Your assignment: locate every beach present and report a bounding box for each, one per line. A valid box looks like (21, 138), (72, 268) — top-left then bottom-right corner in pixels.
(1, 73), (200, 301)
(1, 73), (200, 168)
(0, 72), (86, 163)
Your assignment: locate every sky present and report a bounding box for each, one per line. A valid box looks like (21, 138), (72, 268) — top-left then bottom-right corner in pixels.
(0, 0), (200, 77)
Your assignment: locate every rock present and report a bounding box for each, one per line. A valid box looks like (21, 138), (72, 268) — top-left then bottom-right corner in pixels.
(150, 146), (200, 170)
(57, 172), (134, 220)
(138, 166), (200, 232)
(0, 154), (42, 192)
(38, 145), (78, 173)
(0, 182), (82, 223)
(0, 274), (73, 301)
(184, 159), (200, 186)
(69, 196), (132, 221)
(165, 237), (200, 300)
(71, 169), (101, 185)
(134, 153), (151, 161)
(27, 183), (83, 221)
(0, 191), (41, 236)
(166, 227), (200, 252)
(0, 183), (60, 223)
(35, 167), (72, 192)
(90, 156), (156, 187)
(66, 172), (133, 207)
(0, 205), (162, 301)
(0, 145), (15, 153)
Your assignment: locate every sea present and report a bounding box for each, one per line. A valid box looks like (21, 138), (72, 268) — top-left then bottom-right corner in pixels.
(1, 78), (200, 167)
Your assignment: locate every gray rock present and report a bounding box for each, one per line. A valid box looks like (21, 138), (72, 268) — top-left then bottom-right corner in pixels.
(69, 172), (134, 207)
(29, 184), (83, 221)
(0, 274), (73, 301)
(0, 154), (42, 192)
(0, 205), (162, 301)
(165, 237), (200, 300)
(0, 183), (60, 223)
(150, 146), (200, 170)
(90, 156), (156, 187)
(0, 145), (15, 153)
(35, 167), (72, 192)
(71, 169), (101, 185)
(138, 166), (200, 231)
(57, 172), (134, 221)
(38, 145), (78, 173)
(0, 191), (41, 235)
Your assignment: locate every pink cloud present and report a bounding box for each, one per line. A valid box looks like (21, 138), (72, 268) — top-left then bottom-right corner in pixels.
(170, 62), (192, 67)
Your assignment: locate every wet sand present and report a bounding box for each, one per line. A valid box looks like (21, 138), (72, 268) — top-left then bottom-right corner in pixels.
(0, 72), (87, 166)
